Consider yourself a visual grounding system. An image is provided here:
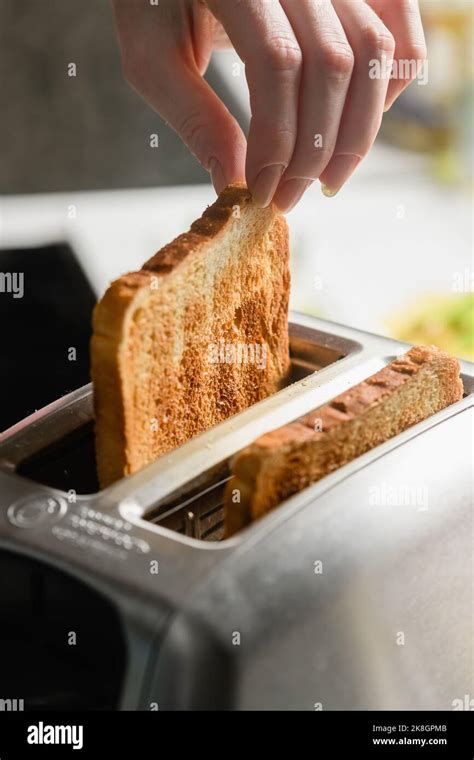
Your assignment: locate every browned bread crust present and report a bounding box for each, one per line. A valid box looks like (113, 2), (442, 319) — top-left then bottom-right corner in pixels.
(224, 346), (463, 535)
(91, 184), (290, 487)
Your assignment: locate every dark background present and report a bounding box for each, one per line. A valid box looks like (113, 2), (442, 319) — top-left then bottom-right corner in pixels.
(0, 0), (241, 194)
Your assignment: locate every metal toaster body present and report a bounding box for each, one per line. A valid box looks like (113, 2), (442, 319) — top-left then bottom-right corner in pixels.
(0, 313), (472, 710)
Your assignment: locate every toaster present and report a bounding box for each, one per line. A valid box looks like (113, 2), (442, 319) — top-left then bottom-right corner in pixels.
(0, 312), (471, 711)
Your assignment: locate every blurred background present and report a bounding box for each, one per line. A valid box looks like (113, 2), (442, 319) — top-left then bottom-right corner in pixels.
(0, 0), (472, 429)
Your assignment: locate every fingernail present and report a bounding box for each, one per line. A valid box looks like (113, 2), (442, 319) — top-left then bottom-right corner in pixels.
(321, 184), (338, 198)
(320, 154), (361, 197)
(274, 178), (312, 213)
(251, 164), (286, 208)
(209, 157), (226, 195)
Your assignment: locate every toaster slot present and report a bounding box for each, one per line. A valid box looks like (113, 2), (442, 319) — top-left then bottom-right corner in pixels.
(143, 370), (473, 542)
(12, 326), (352, 495)
(147, 468), (230, 541)
(15, 420), (99, 494)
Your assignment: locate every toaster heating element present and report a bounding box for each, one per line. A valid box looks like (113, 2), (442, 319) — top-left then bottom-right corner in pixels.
(0, 313), (472, 711)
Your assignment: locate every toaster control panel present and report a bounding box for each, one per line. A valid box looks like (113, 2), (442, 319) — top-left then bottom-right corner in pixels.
(50, 505), (151, 560)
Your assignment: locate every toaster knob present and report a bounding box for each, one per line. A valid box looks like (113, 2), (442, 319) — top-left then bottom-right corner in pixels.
(7, 495), (67, 528)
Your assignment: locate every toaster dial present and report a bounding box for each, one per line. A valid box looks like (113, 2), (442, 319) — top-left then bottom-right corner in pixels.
(7, 494), (67, 529)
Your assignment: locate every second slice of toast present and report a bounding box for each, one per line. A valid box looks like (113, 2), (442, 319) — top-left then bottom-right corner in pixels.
(92, 184), (290, 488)
(224, 346), (463, 535)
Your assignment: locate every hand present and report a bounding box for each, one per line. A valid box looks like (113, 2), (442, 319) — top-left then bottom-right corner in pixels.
(111, 0), (426, 211)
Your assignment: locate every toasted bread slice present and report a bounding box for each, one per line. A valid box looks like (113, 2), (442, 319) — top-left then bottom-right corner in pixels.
(91, 184), (290, 488)
(224, 346), (463, 535)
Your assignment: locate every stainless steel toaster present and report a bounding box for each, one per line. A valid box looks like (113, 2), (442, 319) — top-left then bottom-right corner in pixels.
(0, 312), (472, 710)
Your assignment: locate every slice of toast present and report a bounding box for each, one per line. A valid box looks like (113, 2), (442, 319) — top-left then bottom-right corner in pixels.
(91, 184), (290, 488)
(224, 346), (463, 535)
